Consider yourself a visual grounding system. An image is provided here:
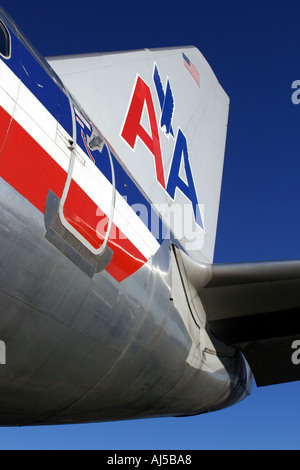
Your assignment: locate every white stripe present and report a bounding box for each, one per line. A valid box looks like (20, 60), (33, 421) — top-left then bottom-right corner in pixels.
(74, 106), (91, 131)
(0, 86), (15, 119)
(13, 81), (72, 175)
(73, 154), (160, 258)
(0, 60), (160, 259)
(17, 82), (57, 141)
(13, 98), (70, 174)
(0, 60), (19, 101)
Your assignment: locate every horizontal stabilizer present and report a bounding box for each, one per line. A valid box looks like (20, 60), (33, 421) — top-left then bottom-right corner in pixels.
(176, 247), (300, 386)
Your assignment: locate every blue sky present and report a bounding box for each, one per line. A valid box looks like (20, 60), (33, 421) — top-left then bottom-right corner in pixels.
(0, 0), (300, 450)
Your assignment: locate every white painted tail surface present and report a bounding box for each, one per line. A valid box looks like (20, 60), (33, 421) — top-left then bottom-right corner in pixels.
(48, 47), (229, 264)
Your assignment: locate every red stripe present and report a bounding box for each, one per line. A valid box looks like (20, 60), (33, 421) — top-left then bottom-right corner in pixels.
(0, 106), (147, 282)
(0, 110), (12, 153)
(64, 181), (146, 282)
(0, 111), (66, 211)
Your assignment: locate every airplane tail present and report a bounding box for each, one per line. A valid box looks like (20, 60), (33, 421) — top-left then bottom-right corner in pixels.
(48, 47), (229, 265)
(47, 49), (300, 389)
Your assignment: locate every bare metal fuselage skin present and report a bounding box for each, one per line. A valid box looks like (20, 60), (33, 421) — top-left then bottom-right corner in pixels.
(0, 9), (251, 425)
(0, 178), (251, 425)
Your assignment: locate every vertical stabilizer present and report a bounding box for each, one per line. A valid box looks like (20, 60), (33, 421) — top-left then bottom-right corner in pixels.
(48, 47), (229, 264)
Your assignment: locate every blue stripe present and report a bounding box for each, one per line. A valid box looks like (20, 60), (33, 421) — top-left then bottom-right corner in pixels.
(2, 29), (21, 78)
(182, 52), (190, 66)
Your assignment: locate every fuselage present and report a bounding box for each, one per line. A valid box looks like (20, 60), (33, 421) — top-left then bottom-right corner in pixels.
(0, 8), (252, 425)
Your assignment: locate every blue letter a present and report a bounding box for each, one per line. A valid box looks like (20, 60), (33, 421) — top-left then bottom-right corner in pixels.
(166, 129), (204, 230)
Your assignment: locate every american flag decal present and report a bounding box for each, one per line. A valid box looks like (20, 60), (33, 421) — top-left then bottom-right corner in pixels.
(182, 53), (200, 88)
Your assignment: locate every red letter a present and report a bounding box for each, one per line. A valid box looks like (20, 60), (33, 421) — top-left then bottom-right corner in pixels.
(121, 76), (165, 188)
